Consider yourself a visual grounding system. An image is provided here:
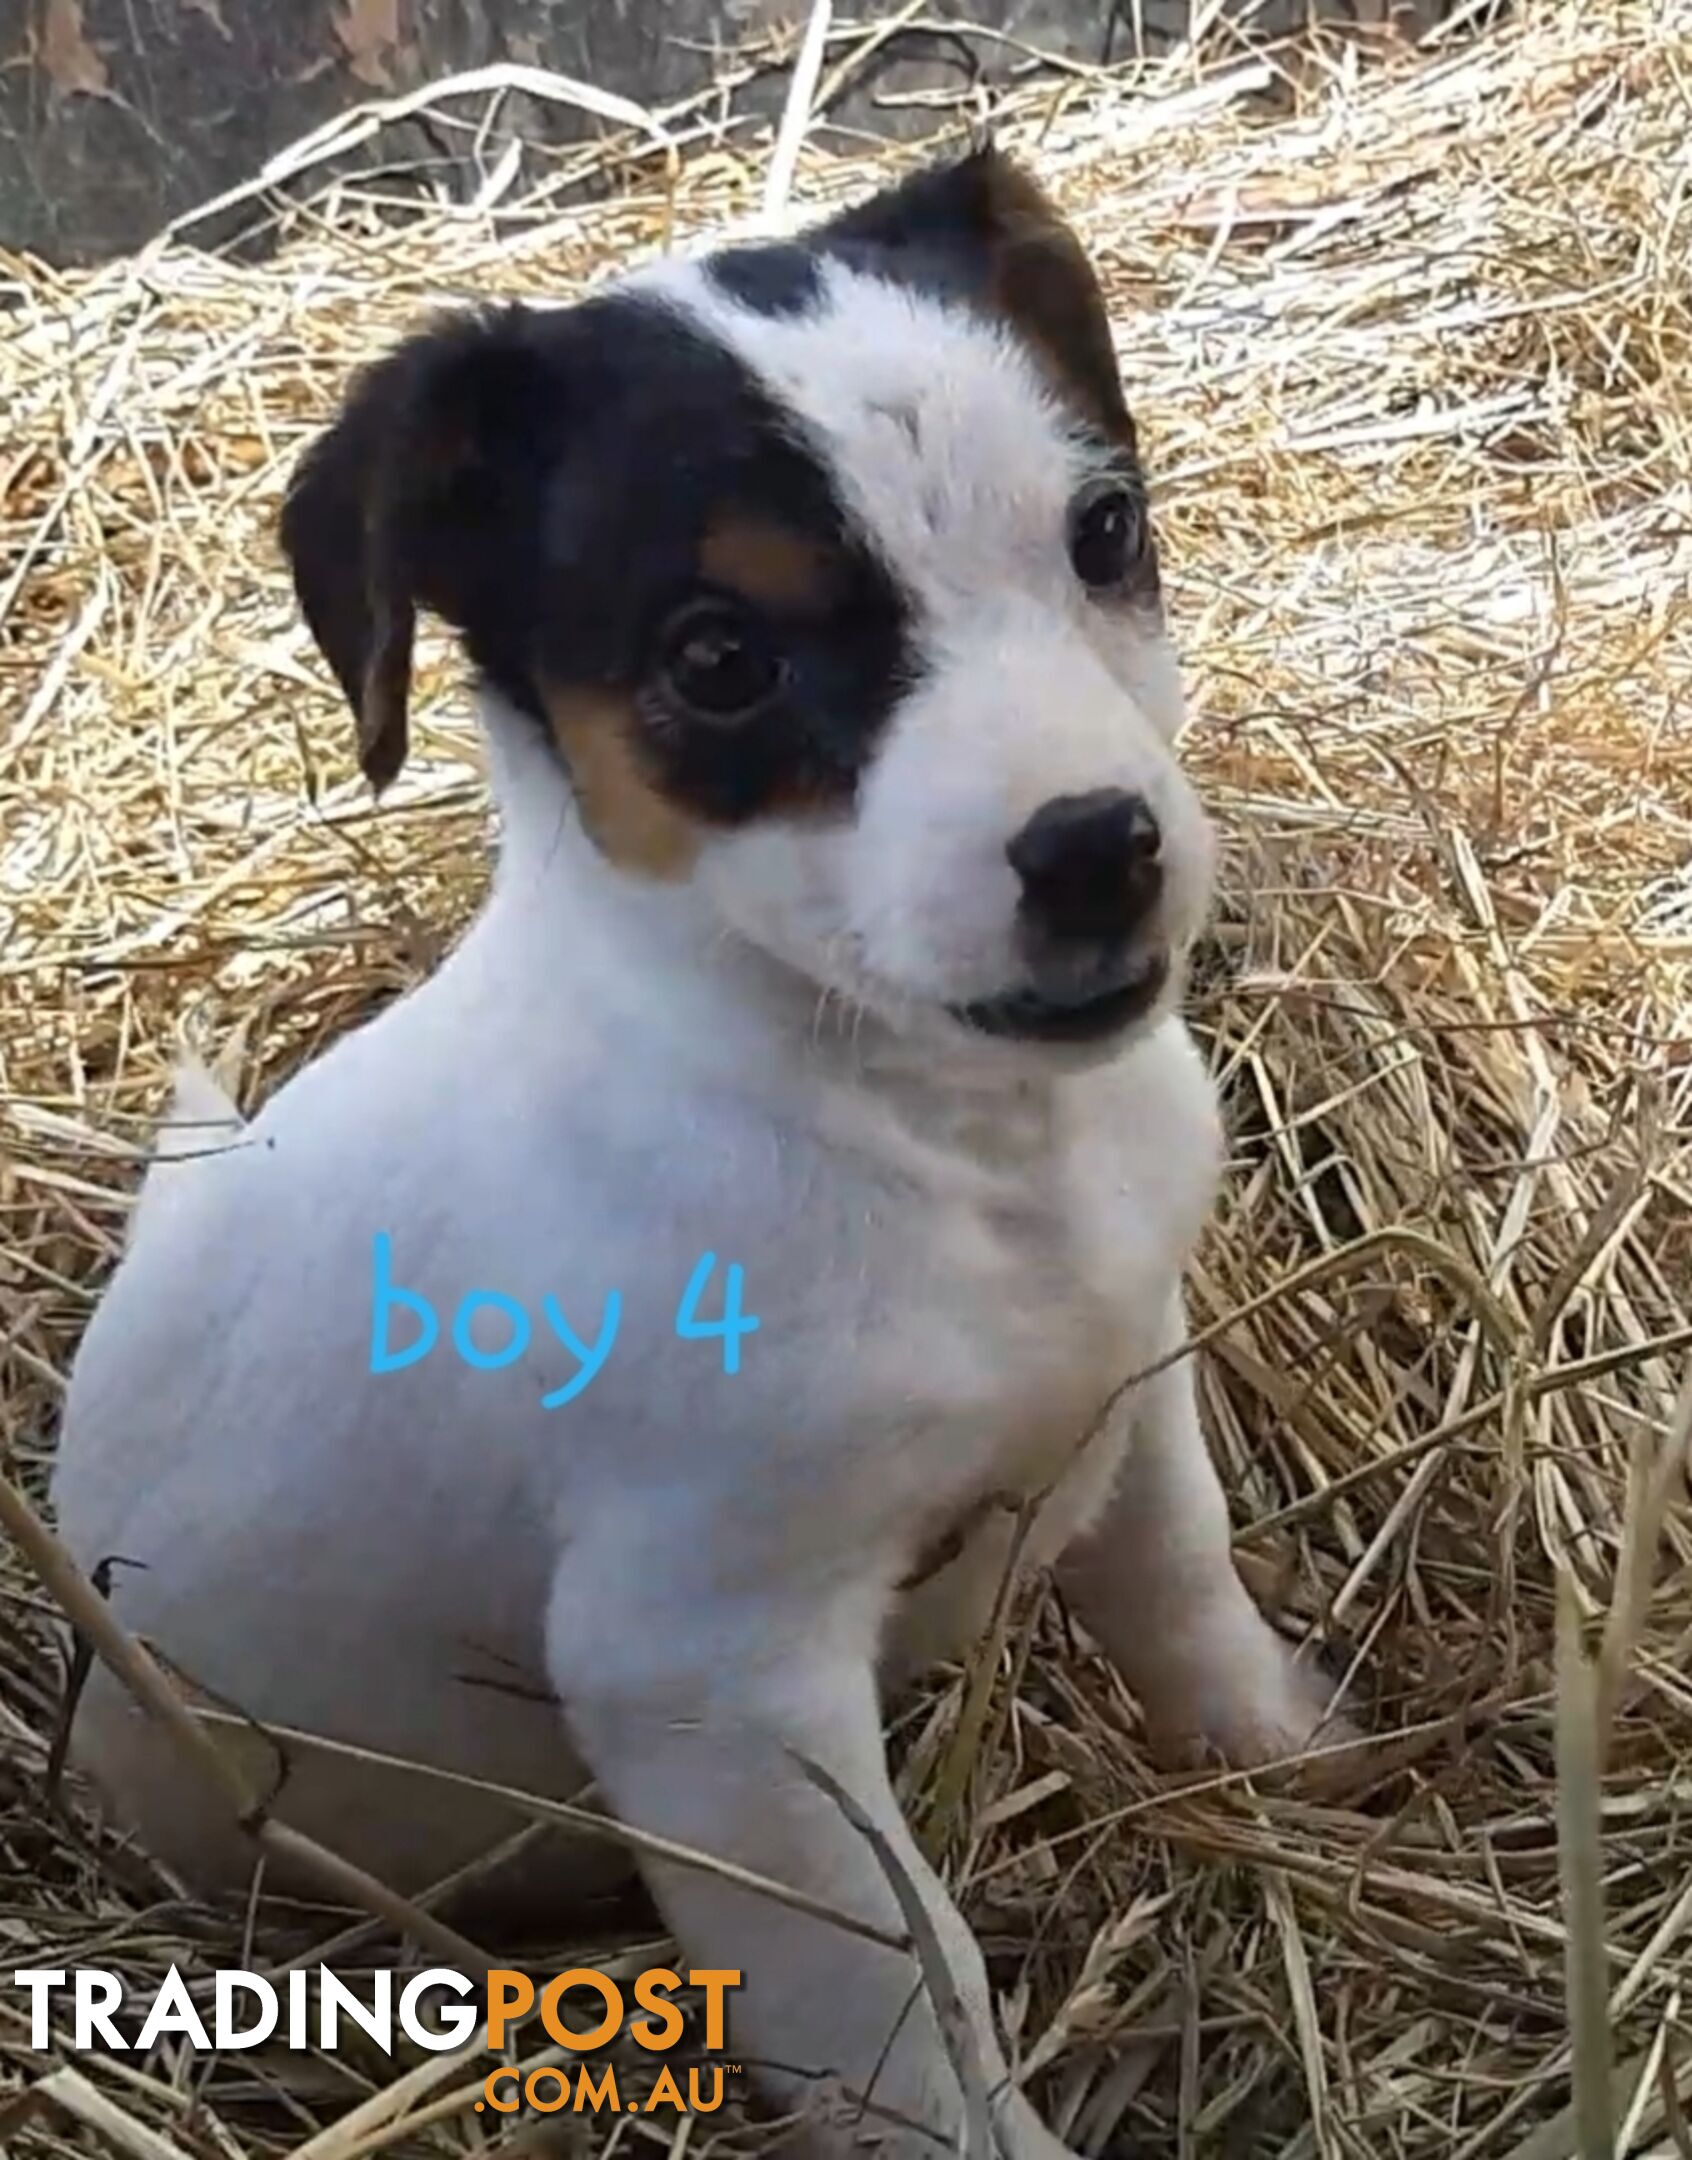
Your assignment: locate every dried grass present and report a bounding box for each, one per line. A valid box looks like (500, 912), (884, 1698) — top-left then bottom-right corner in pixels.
(3, 1), (1692, 2154)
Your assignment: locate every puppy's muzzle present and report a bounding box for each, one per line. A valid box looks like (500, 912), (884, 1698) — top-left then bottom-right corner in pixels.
(955, 789), (1171, 1045)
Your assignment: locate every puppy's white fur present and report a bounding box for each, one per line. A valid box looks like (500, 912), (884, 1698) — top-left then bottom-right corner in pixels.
(53, 255), (1333, 2159)
(646, 257), (1213, 1022)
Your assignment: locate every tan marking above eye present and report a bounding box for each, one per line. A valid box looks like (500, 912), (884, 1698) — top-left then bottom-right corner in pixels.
(540, 683), (702, 881)
(698, 516), (841, 614)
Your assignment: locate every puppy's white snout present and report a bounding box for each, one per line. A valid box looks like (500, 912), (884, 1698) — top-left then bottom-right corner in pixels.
(1006, 787), (1163, 949)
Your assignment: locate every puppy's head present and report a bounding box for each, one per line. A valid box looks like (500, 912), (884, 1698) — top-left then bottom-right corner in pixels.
(282, 148), (1213, 1060)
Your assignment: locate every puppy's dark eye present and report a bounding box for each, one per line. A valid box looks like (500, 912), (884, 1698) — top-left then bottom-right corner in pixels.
(1067, 478), (1145, 593)
(658, 601), (785, 724)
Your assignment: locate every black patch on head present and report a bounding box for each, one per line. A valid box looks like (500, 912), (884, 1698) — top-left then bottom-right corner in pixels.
(694, 152), (1135, 457)
(816, 145), (1137, 450)
(821, 157), (1004, 298)
(523, 298), (915, 823)
(280, 294), (915, 823)
(705, 243), (824, 319)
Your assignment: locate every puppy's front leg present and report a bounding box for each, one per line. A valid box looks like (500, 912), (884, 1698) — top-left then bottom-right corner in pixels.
(1057, 1297), (1341, 1772)
(547, 1565), (1072, 2160)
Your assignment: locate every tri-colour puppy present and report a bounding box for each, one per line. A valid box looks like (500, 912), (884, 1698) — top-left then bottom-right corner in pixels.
(53, 151), (1342, 2159)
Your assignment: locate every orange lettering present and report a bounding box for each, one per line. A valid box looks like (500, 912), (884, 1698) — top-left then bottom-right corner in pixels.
(575, 2063), (619, 2111)
(484, 1971), (534, 2052)
(630, 1968), (684, 2050)
(688, 1969), (740, 2050)
(689, 2067), (726, 2113)
(482, 2067), (520, 2114)
(647, 2064), (686, 2112)
(525, 2068), (571, 2113)
(540, 1969), (622, 2051)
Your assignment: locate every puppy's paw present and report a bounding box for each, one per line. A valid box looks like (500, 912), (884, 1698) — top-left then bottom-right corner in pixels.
(1144, 1622), (1357, 1790)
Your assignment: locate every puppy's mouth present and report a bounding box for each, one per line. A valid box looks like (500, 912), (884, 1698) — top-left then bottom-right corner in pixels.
(953, 952), (1171, 1045)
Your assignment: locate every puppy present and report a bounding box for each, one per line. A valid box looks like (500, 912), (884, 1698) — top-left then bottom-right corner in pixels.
(52, 150), (1338, 2158)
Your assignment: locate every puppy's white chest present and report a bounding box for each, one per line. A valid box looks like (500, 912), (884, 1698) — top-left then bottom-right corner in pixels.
(817, 1020), (1223, 1531)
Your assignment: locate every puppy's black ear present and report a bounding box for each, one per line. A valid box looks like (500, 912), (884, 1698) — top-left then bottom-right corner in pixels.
(279, 307), (547, 792)
(821, 146), (1132, 444)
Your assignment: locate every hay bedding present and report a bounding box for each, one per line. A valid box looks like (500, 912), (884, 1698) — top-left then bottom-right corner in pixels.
(2, 1), (1691, 2153)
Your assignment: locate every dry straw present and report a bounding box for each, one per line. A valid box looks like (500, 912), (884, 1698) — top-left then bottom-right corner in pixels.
(2, 0), (1690, 2153)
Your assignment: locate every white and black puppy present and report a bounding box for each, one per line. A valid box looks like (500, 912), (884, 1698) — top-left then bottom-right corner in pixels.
(53, 152), (1340, 2159)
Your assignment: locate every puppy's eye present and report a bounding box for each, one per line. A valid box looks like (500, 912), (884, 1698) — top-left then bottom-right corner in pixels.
(1067, 478), (1145, 593)
(658, 601), (785, 724)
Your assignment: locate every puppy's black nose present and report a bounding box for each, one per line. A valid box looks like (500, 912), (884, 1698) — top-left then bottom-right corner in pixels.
(1007, 789), (1162, 943)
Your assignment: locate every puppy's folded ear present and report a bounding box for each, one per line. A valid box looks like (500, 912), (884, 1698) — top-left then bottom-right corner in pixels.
(279, 307), (547, 792)
(821, 145), (1132, 445)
